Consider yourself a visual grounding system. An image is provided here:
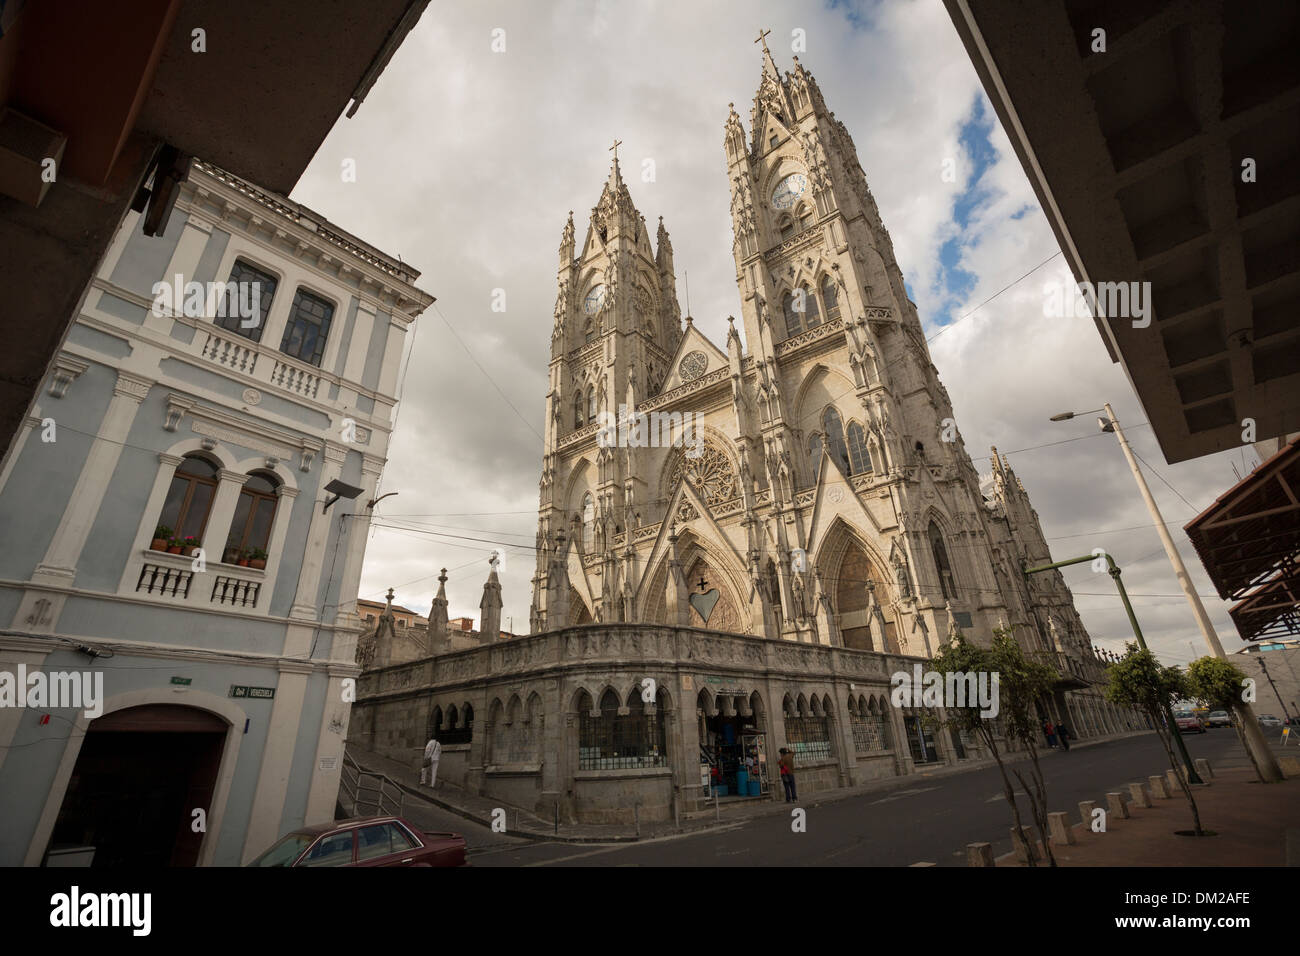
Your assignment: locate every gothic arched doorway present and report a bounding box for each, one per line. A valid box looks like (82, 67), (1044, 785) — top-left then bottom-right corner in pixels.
(824, 526), (899, 653)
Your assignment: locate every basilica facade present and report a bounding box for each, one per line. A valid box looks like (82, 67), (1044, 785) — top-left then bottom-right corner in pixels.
(351, 46), (1141, 825)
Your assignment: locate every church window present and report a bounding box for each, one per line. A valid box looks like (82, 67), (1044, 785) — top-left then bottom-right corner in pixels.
(846, 422), (871, 475)
(779, 220), (795, 241)
(822, 276), (841, 321)
(808, 433), (823, 482)
(578, 688), (663, 770)
(929, 520), (956, 601)
(822, 407), (849, 475)
(582, 494), (595, 553)
(766, 558), (783, 623)
(782, 291), (800, 336)
(574, 394), (584, 428)
(769, 133), (779, 149)
(279, 287), (334, 368)
(587, 386), (596, 420)
(584, 319), (595, 344)
(803, 285), (821, 327)
(798, 207), (813, 232)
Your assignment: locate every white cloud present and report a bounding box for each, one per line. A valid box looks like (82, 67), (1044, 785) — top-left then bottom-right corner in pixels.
(291, 0), (1253, 660)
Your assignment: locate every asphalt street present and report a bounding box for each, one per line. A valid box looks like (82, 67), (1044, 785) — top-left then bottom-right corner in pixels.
(399, 729), (1271, 866)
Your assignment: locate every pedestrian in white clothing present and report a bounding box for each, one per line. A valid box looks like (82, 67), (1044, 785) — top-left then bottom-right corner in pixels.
(421, 738), (442, 788)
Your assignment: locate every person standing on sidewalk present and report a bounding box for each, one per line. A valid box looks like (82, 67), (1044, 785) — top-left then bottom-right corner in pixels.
(421, 737), (442, 787)
(778, 748), (797, 802)
(1043, 719), (1057, 748)
(1056, 721), (1071, 751)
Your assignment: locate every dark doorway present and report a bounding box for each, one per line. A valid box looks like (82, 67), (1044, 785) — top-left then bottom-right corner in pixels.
(47, 705), (227, 867)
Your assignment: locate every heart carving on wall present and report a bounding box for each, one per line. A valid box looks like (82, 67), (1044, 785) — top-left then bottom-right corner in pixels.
(689, 589), (720, 624)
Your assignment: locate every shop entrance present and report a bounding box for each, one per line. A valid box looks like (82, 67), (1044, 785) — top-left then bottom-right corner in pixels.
(699, 703), (768, 799)
(902, 714), (942, 765)
(45, 704), (227, 867)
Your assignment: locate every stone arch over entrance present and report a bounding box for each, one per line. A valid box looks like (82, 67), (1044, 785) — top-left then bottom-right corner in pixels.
(815, 518), (898, 652)
(25, 688), (246, 867)
(639, 530), (749, 634)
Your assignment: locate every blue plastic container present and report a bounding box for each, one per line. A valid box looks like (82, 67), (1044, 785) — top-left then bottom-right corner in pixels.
(748, 778), (760, 797)
(735, 770), (749, 794)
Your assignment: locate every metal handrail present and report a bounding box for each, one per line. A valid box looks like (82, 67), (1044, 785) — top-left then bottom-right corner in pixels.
(341, 750), (405, 817)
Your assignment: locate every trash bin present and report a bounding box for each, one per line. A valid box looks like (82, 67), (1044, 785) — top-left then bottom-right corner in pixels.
(748, 778), (760, 797)
(736, 769), (748, 794)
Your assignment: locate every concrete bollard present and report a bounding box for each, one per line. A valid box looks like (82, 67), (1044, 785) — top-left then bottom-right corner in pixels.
(1010, 826), (1039, 863)
(1106, 792), (1130, 819)
(1048, 811), (1076, 846)
(1165, 769), (1182, 793)
(1128, 782), (1152, 808)
(1194, 758), (1214, 780)
(1148, 774), (1170, 798)
(1078, 800), (1098, 827)
(1279, 755), (1300, 778)
(966, 842), (995, 867)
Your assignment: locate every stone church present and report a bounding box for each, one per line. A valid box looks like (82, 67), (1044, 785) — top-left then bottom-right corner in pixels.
(350, 43), (1141, 825)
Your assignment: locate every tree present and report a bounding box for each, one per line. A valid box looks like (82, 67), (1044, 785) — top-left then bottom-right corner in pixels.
(1105, 643), (1204, 835)
(931, 628), (1061, 866)
(1186, 656), (1267, 783)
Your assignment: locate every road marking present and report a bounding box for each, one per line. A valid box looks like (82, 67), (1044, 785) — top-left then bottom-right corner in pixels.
(868, 785), (939, 805)
(910, 861), (936, 867)
(521, 822), (748, 866)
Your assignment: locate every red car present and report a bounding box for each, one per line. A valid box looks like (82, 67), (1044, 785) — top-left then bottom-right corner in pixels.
(247, 816), (468, 867)
(1175, 713), (1206, 734)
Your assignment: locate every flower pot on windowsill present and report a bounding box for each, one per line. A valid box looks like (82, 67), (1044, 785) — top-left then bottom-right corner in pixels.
(249, 558), (266, 570)
(167, 545), (183, 555)
(237, 558), (250, 567)
(150, 538), (169, 551)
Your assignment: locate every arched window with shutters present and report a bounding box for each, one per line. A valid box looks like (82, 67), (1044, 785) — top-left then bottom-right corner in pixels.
(582, 494), (595, 553)
(156, 454), (219, 546)
(823, 407), (849, 475)
(224, 471), (279, 563)
(821, 276), (841, 321)
(846, 421), (871, 475)
(929, 520), (956, 601)
(803, 285), (821, 328)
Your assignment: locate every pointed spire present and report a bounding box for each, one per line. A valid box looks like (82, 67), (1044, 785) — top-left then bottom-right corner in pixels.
(428, 568), (449, 639)
(559, 210), (575, 265)
(479, 555), (503, 643)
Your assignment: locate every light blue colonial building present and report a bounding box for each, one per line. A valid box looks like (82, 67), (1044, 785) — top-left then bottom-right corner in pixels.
(0, 161), (432, 865)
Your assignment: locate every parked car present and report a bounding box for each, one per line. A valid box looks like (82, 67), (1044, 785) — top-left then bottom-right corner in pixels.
(1175, 713), (1206, 734)
(1206, 710), (1232, 728)
(246, 816), (468, 867)
(1258, 714), (1283, 729)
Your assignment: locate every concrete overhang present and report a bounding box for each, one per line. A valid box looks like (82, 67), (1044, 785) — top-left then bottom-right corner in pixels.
(943, 0), (1300, 465)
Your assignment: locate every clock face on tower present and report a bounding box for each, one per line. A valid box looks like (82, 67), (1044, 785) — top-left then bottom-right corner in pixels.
(771, 173), (808, 210)
(583, 284), (606, 315)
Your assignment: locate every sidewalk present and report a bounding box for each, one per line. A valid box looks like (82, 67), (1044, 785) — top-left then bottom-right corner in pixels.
(345, 730), (1154, 845)
(993, 761), (1300, 867)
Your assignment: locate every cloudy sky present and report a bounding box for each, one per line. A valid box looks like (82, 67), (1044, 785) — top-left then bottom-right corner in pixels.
(291, 0), (1259, 666)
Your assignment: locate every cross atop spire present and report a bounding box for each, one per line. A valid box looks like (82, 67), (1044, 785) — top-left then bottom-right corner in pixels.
(609, 138), (622, 163)
(754, 27), (771, 52)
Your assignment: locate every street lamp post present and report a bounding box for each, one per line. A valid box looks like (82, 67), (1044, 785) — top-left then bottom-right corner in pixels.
(1050, 405), (1284, 782)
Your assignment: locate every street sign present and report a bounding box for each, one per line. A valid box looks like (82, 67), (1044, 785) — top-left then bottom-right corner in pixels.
(170, 677), (192, 686)
(229, 685), (276, 699)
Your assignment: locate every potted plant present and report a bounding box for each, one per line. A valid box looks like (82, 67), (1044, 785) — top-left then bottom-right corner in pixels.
(248, 547), (268, 570)
(151, 525), (173, 551)
(166, 537), (184, 554)
(236, 550), (250, 567)
(183, 535), (200, 556)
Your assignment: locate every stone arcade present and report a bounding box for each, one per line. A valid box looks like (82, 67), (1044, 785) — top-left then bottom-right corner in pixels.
(351, 43), (1144, 824)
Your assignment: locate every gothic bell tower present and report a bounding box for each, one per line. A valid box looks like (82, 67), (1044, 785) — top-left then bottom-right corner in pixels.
(723, 35), (1007, 649)
(531, 152), (684, 631)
